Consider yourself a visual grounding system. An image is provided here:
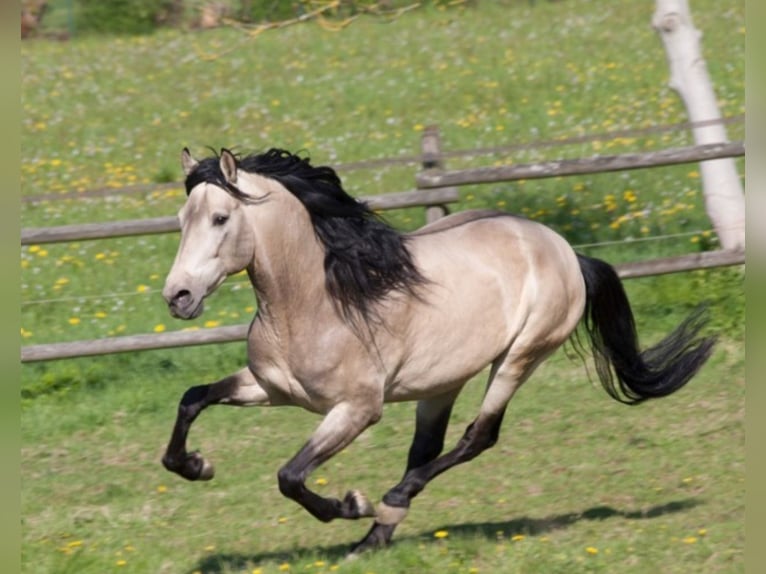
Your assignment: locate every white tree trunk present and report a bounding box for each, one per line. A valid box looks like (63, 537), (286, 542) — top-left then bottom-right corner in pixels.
(653, 0), (745, 251)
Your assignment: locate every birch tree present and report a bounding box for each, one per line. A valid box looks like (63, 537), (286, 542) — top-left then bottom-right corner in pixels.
(653, 0), (745, 251)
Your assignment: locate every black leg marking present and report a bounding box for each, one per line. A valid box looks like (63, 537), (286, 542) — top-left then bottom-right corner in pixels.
(162, 370), (264, 481)
(162, 384), (219, 481)
(276, 402), (379, 523)
(351, 394), (458, 553)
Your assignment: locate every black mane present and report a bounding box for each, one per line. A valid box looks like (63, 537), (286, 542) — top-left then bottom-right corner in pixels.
(185, 148), (427, 321)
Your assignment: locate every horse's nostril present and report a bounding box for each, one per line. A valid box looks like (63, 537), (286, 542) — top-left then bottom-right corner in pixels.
(171, 289), (191, 307)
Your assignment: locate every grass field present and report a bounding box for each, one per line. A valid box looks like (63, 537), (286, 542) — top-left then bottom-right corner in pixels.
(21, 1), (745, 572)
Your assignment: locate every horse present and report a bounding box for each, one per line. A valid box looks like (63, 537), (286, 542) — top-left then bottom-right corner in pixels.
(160, 147), (715, 554)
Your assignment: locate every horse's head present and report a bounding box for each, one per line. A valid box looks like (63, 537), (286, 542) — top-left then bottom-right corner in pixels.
(162, 148), (258, 319)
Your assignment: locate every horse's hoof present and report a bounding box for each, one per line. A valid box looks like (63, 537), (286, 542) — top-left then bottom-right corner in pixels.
(187, 451), (215, 481)
(343, 490), (375, 518)
(161, 451), (215, 481)
(347, 521), (396, 557)
(197, 457), (215, 480)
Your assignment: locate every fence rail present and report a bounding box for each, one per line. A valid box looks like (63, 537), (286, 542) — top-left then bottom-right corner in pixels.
(21, 187), (461, 245)
(415, 141), (745, 188)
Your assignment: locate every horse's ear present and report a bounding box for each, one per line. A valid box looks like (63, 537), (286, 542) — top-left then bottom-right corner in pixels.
(181, 148), (198, 176)
(220, 148), (238, 184)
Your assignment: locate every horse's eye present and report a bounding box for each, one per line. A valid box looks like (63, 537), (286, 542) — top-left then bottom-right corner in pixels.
(213, 214), (229, 226)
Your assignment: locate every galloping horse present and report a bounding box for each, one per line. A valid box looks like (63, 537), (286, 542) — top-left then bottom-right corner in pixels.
(161, 147), (714, 553)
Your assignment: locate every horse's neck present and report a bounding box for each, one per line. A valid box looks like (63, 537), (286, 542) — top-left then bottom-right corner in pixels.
(247, 201), (333, 326)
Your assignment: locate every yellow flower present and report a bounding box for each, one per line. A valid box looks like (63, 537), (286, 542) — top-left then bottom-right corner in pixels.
(116, 559), (127, 566)
(204, 320), (221, 328)
(68, 317), (81, 325)
(511, 534), (525, 542)
(156, 485), (167, 493)
(314, 477), (328, 486)
(136, 284), (149, 293)
(585, 546), (598, 555)
(153, 324), (166, 333)
(434, 530), (449, 539)
(278, 563), (290, 572)
(682, 536), (698, 544)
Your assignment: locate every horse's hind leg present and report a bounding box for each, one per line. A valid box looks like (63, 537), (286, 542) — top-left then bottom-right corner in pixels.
(352, 356), (544, 554)
(162, 366), (271, 481)
(351, 390), (461, 553)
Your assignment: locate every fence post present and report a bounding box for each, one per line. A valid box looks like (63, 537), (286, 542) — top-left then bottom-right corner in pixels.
(420, 125), (456, 224)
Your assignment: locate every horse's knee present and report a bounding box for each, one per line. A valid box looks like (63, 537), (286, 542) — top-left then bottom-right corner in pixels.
(277, 465), (303, 500)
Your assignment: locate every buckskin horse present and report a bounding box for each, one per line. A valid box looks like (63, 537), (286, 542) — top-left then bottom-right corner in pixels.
(160, 147), (714, 554)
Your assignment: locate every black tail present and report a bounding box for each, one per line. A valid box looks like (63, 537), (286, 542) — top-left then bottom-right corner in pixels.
(576, 254), (716, 405)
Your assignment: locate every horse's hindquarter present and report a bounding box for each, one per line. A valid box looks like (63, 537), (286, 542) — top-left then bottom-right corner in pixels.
(384, 212), (585, 400)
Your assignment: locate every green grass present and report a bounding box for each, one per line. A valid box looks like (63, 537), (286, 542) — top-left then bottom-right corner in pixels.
(21, 1), (744, 572)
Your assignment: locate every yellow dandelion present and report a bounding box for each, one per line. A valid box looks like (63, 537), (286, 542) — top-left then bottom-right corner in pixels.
(204, 544), (215, 551)
(67, 540), (83, 548)
(95, 252), (107, 260)
(586, 546), (599, 555)
(28, 245), (40, 253)
(698, 528), (707, 536)
(314, 561), (326, 567)
(37, 249), (49, 257)
(68, 317), (81, 326)
(94, 311), (107, 319)
(136, 284), (150, 293)
(278, 563), (290, 572)
(511, 534), (525, 541)
(116, 559), (127, 566)
(204, 320), (221, 328)
(434, 530), (449, 539)
(21, 328), (33, 338)
(153, 324), (166, 333)
(156, 484), (167, 493)
(314, 477), (328, 486)
(682, 536), (697, 544)
(278, 517), (288, 524)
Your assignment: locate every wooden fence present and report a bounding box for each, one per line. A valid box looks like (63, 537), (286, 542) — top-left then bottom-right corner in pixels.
(20, 127), (746, 363)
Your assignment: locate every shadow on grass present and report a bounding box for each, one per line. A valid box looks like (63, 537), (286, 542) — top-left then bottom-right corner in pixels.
(188, 498), (701, 573)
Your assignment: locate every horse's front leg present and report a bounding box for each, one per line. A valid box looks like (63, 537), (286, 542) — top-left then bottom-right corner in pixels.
(162, 366), (272, 481)
(277, 400), (381, 522)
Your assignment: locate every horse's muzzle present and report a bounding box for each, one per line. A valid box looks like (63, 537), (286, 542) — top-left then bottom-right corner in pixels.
(165, 288), (204, 320)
